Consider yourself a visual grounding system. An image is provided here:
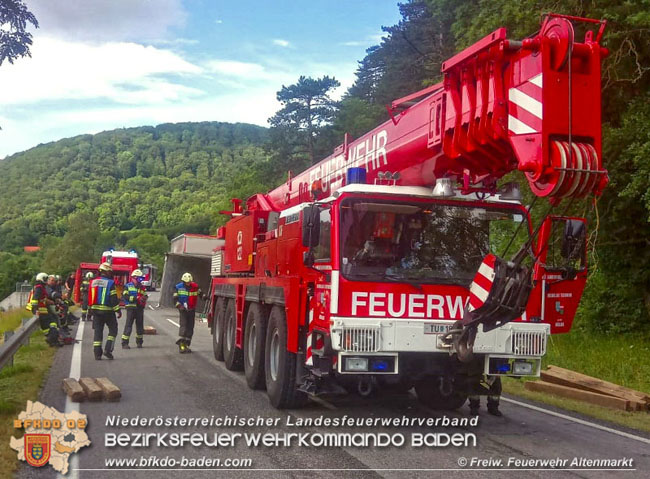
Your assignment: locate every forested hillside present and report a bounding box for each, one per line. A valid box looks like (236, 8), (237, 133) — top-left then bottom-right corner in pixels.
(1, 0), (648, 333)
(0, 122), (274, 296)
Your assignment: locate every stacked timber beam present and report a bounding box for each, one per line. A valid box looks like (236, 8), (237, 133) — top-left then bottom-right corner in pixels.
(62, 377), (121, 402)
(525, 365), (650, 412)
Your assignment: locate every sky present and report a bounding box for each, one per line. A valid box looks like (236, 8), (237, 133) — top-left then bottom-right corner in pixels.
(0, 0), (402, 159)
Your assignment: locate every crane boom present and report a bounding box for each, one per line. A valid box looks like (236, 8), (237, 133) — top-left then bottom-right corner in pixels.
(258, 14), (607, 212)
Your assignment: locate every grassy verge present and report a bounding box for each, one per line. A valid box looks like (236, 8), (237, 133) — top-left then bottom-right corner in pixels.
(0, 309), (58, 476)
(503, 330), (650, 433)
(0, 308), (31, 335)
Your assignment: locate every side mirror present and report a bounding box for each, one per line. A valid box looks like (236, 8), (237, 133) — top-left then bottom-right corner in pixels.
(562, 219), (586, 260)
(303, 250), (315, 267)
(301, 205), (321, 248)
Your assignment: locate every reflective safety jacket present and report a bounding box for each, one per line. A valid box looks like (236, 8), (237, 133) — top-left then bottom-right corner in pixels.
(89, 276), (120, 312)
(27, 282), (49, 314)
(123, 281), (146, 308)
(80, 280), (90, 297)
(174, 281), (201, 310)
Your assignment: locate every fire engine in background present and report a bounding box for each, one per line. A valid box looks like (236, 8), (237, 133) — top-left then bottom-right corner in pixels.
(74, 250), (141, 302)
(141, 263), (158, 291)
(208, 14), (608, 409)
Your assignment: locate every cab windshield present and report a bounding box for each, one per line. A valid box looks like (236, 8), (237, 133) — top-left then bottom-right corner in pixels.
(339, 199), (530, 286)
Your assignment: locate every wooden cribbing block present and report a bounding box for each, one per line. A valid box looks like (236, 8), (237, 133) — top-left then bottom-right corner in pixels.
(95, 377), (121, 401)
(525, 381), (630, 411)
(78, 377), (103, 401)
(62, 378), (86, 402)
(143, 326), (157, 335)
(543, 365), (649, 409)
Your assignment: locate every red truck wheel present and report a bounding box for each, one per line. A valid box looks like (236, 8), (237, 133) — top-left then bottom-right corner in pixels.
(223, 299), (243, 371)
(212, 297), (226, 362)
(244, 303), (267, 390)
(264, 306), (306, 409)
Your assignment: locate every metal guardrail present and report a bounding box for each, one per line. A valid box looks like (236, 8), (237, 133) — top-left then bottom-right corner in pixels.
(0, 316), (39, 372)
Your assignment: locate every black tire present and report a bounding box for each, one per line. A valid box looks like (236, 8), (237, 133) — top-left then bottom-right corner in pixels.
(212, 297), (226, 361)
(223, 299), (243, 371)
(415, 376), (467, 410)
(244, 303), (268, 390)
(264, 306), (307, 409)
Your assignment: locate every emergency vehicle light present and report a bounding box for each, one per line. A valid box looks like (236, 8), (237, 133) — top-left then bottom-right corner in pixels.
(347, 167), (366, 185)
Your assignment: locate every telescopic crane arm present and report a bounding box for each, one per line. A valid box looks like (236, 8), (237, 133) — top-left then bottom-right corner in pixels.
(252, 14), (607, 213)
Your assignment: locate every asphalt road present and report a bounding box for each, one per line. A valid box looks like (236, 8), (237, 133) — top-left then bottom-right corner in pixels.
(16, 292), (650, 478)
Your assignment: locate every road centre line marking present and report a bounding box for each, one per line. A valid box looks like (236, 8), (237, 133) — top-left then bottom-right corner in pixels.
(166, 318), (180, 327)
(57, 320), (85, 479)
(501, 396), (650, 445)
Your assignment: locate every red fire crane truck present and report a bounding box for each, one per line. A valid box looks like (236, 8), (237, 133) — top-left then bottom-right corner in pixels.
(208, 14), (608, 409)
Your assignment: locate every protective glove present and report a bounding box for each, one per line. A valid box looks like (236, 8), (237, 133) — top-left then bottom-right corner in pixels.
(116, 310), (122, 319)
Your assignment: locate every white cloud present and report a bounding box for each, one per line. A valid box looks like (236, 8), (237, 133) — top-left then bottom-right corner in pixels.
(28, 0), (187, 42)
(272, 39), (291, 48)
(215, 19), (223, 24)
(0, 36), (203, 106)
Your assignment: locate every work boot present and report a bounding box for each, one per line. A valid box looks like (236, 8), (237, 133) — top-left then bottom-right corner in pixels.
(95, 355), (102, 360)
(122, 343), (131, 349)
(137, 343), (143, 349)
(487, 400), (502, 417)
(104, 350), (114, 360)
(179, 343), (187, 354)
(469, 398), (480, 416)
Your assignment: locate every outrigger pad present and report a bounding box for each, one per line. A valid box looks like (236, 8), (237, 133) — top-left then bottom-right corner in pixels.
(462, 254), (532, 333)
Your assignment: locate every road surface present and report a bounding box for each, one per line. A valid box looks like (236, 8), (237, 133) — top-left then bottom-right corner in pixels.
(16, 292), (650, 478)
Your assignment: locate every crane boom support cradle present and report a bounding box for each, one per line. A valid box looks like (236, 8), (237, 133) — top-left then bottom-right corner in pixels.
(253, 14), (607, 213)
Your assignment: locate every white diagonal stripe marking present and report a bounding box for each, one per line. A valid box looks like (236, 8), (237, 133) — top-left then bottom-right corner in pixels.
(470, 282), (489, 302)
(508, 115), (537, 135)
(509, 87), (543, 119)
(478, 262), (495, 281)
(529, 73), (543, 88)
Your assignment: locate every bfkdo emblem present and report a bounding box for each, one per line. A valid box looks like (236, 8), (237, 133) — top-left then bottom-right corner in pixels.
(25, 434), (50, 467)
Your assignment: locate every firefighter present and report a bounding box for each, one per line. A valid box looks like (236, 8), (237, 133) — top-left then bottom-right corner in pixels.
(121, 269), (147, 349)
(89, 262), (122, 360)
(80, 272), (93, 321)
(64, 273), (75, 296)
(173, 272), (204, 354)
(29, 273), (61, 347)
(469, 375), (502, 416)
(45, 275), (66, 333)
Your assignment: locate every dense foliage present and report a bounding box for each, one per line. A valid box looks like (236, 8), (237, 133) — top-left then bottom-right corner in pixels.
(1, 1), (648, 333)
(0, 122), (273, 293)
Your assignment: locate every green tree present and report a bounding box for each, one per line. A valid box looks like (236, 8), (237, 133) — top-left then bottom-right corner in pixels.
(42, 211), (100, 274)
(269, 76), (341, 164)
(0, 0), (39, 66)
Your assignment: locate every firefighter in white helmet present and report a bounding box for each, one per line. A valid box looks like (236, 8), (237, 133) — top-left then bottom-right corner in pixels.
(121, 269), (147, 349)
(173, 272), (205, 353)
(28, 272), (61, 347)
(88, 262), (122, 360)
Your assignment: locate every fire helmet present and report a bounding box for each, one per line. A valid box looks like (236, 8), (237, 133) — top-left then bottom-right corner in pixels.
(181, 272), (193, 282)
(36, 272), (48, 282)
(132, 269), (143, 278)
(85, 272), (94, 279)
(99, 262), (112, 273)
